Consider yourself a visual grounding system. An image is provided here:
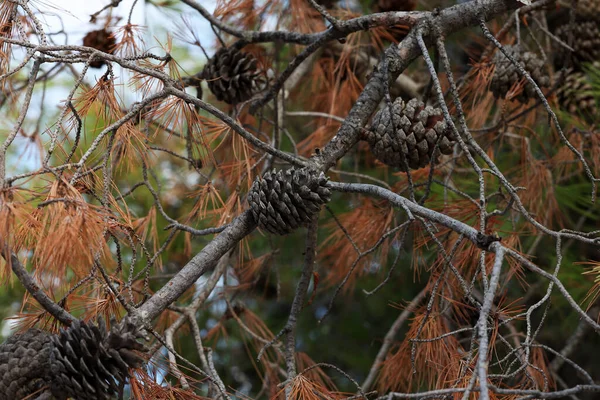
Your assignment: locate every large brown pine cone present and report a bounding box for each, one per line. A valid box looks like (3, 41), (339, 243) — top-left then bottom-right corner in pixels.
(248, 168), (331, 235)
(365, 98), (455, 171)
(555, 20), (600, 68)
(82, 29), (116, 68)
(0, 318), (147, 400)
(556, 67), (598, 121)
(202, 47), (263, 105)
(0, 328), (53, 399)
(489, 45), (550, 103)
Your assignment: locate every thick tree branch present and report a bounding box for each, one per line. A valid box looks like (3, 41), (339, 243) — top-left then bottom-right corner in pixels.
(135, 211), (256, 322)
(314, 0), (527, 171)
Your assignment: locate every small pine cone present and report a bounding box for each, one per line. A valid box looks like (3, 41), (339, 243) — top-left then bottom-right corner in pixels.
(0, 329), (53, 399)
(556, 68), (597, 120)
(490, 45), (550, 103)
(365, 98), (455, 171)
(555, 20), (600, 68)
(203, 47), (264, 104)
(373, 0), (417, 12)
(248, 168), (331, 235)
(49, 318), (147, 400)
(82, 28), (116, 68)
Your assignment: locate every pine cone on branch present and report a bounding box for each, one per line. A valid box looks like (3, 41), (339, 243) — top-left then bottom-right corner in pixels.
(489, 45), (550, 103)
(0, 318), (147, 400)
(555, 20), (600, 68)
(82, 28), (116, 68)
(364, 98), (455, 171)
(202, 47), (264, 105)
(556, 67), (598, 121)
(248, 168), (331, 235)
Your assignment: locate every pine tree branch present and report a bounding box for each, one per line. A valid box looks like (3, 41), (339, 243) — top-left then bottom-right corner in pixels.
(284, 215), (319, 398)
(550, 306), (600, 373)
(134, 211), (256, 323)
(314, 0), (545, 171)
(377, 385), (600, 399)
(362, 287), (428, 392)
(0, 243), (76, 326)
(475, 247), (506, 400)
(327, 181), (600, 334)
(181, 0), (421, 46)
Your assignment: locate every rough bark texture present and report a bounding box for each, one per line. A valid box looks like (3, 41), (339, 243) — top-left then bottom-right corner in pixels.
(136, 211), (257, 322)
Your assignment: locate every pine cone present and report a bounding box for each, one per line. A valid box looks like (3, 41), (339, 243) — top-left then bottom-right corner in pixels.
(50, 318), (147, 399)
(556, 68), (598, 121)
(373, 0), (417, 12)
(248, 168), (331, 235)
(365, 98), (455, 171)
(555, 20), (600, 68)
(202, 47), (264, 105)
(0, 318), (147, 400)
(489, 45), (550, 103)
(82, 29), (116, 68)
(0, 328), (53, 399)
(558, 0), (600, 18)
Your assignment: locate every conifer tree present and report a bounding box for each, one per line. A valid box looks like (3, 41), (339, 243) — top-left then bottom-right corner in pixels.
(0, 0), (599, 399)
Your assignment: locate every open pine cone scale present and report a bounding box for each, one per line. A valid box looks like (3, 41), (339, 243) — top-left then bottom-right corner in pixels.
(203, 47), (265, 105)
(0, 318), (147, 400)
(365, 98), (456, 171)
